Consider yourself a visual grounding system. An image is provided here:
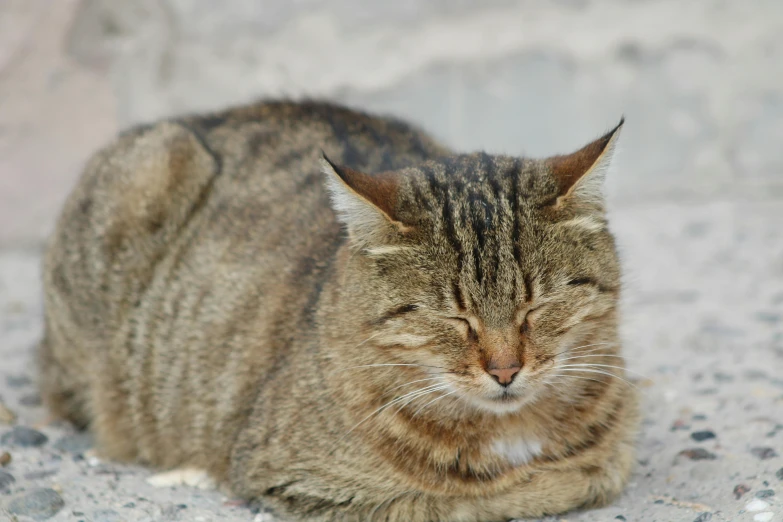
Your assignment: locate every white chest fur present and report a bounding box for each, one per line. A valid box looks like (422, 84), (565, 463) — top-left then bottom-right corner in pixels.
(491, 437), (543, 466)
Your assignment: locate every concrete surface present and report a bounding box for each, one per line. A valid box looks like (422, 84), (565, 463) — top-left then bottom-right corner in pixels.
(2, 202), (782, 521)
(1, 0), (782, 521)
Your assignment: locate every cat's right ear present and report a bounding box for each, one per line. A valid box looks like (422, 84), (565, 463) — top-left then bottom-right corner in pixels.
(320, 154), (410, 246)
(546, 118), (623, 207)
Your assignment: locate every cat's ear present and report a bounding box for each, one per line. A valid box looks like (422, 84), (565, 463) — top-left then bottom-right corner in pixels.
(320, 154), (410, 245)
(546, 117), (623, 206)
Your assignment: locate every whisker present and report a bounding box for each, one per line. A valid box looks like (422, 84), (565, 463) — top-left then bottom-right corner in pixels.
(541, 342), (618, 364)
(334, 383), (448, 448)
(393, 384), (450, 414)
(335, 363), (453, 374)
(355, 332), (381, 348)
(411, 389), (460, 418)
(558, 363), (649, 380)
(546, 374), (611, 388)
(558, 351), (642, 363)
(556, 354), (627, 362)
(382, 377), (443, 396)
(554, 368), (639, 390)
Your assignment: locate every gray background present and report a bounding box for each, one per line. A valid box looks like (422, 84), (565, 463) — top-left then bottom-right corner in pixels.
(2, 0), (782, 245)
(1, 1), (782, 522)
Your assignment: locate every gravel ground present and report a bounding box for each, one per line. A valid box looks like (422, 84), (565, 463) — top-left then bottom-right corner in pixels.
(1, 200), (782, 521)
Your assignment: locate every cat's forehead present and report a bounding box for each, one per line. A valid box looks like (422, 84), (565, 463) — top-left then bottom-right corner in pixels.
(401, 153), (556, 209)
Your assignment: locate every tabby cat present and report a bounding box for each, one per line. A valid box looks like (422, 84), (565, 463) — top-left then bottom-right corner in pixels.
(39, 101), (638, 521)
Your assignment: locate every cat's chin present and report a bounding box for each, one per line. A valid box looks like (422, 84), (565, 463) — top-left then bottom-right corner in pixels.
(463, 390), (540, 416)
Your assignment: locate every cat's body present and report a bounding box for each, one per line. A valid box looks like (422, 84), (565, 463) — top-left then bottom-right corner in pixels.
(39, 101), (638, 521)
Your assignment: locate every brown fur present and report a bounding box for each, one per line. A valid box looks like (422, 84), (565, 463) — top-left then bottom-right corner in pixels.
(39, 100), (638, 521)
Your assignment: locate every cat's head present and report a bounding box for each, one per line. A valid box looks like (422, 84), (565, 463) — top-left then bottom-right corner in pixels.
(323, 120), (624, 414)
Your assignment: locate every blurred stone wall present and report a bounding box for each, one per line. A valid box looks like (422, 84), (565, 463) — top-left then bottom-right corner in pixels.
(2, 0), (782, 245)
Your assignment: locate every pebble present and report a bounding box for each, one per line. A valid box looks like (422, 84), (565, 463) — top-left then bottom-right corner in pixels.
(671, 419), (690, 431)
(734, 484), (751, 499)
(92, 508), (123, 522)
(53, 432), (94, 455)
(751, 447), (779, 460)
(1, 426), (49, 447)
(691, 430), (716, 442)
(7, 488), (65, 520)
(0, 470), (16, 491)
(776, 467), (783, 480)
(755, 489), (775, 499)
(713, 372), (734, 382)
(693, 513), (712, 522)
(253, 513), (276, 522)
(678, 448), (717, 460)
(0, 401), (17, 423)
(753, 513), (774, 522)
(0, 451), (11, 466)
(615, 516), (627, 521)
(6, 374), (32, 387)
(24, 469), (59, 480)
(746, 498), (770, 511)
(19, 393), (43, 407)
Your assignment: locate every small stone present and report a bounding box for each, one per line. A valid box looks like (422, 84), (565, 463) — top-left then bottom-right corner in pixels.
(713, 372), (734, 382)
(6, 374), (32, 388)
(0, 451), (11, 466)
(0, 470), (16, 491)
(691, 430), (716, 442)
(24, 469), (59, 480)
(767, 424), (783, 438)
(0, 402), (16, 424)
(671, 419), (690, 431)
(746, 498), (770, 511)
(53, 433), (94, 455)
(753, 513), (774, 522)
(615, 516), (627, 521)
(19, 393), (43, 407)
(1, 426), (48, 447)
(678, 448), (717, 461)
(755, 489), (775, 499)
(745, 369), (769, 380)
(122, 502), (136, 508)
(7, 488), (65, 520)
(776, 468), (783, 480)
(734, 484), (751, 499)
(92, 508), (122, 522)
(693, 513), (712, 522)
(751, 447), (779, 460)
(692, 414), (707, 421)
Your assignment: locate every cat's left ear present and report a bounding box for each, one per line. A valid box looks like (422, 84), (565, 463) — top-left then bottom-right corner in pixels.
(320, 154), (410, 245)
(546, 117), (624, 206)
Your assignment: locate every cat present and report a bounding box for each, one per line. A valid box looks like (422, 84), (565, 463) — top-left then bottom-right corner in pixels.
(38, 100), (638, 521)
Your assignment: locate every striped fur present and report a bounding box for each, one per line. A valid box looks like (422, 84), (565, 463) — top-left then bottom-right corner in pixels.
(39, 100), (637, 521)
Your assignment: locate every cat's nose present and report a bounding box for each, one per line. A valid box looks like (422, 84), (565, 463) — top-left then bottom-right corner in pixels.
(488, 366), (521, 386)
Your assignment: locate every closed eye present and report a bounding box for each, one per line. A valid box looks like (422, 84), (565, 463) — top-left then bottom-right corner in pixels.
(446, 317), (478, 340)
(520, 306), (544, 334)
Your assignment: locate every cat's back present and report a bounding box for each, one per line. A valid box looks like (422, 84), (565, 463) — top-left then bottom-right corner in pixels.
(39, 101), (447, 441)
(45, 100), (447, 324)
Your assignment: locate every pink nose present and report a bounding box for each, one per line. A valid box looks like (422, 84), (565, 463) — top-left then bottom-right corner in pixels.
(488, 366), (521, 386)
